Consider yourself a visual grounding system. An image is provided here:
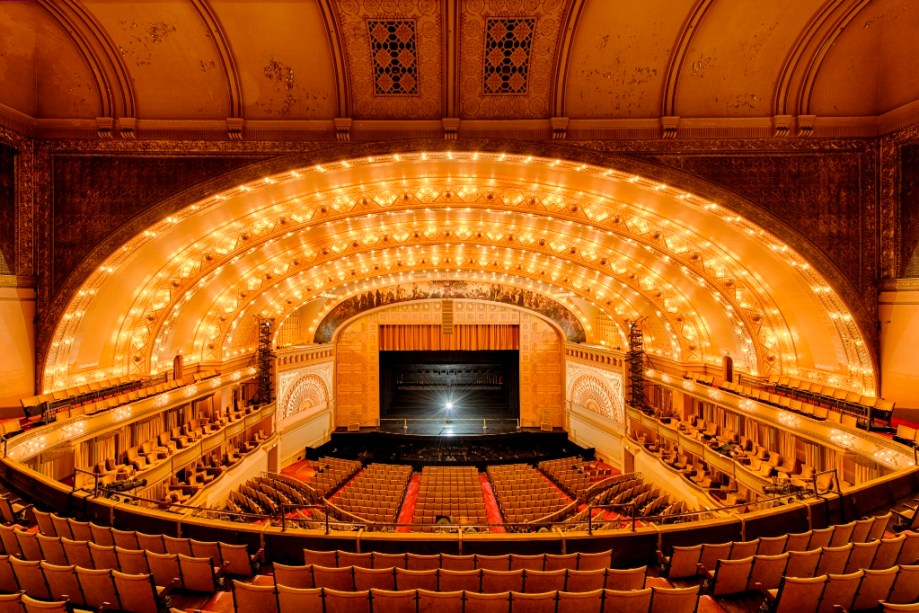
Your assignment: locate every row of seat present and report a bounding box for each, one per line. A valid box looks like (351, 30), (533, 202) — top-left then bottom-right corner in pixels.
(768, 375), (896, 421)
(0, 541), (222, 595)
(765, 568), (918, 613)
(0, 589), (151, 613)
(0, 556), (170, 612)
(274, 563), (646, 593)
(658, 513), (897, 577)
(21, 375), (140, 412)
(24, 513), (262, 576)
(231, 583), (702, 613)
(303, 549), (612, 571)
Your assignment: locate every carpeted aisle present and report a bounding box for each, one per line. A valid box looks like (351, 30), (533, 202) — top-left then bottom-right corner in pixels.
(396, 473), (422, 531)
(479, 473), (506, 533)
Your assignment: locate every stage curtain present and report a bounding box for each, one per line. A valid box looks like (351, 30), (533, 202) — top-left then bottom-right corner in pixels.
(379, 324), (519, 350)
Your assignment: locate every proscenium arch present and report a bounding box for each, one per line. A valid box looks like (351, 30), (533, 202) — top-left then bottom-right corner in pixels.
(41, 142), (876, 397)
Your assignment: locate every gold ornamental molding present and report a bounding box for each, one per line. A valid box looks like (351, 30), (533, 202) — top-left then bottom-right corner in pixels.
(879, 278), (919, 292)
(0, 275), (37, 289)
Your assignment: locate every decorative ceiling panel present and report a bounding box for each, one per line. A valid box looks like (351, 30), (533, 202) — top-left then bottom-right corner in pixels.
(459, 0), (565, 118)
(334, 0), (441, 119)
(483, 17), (537, 94)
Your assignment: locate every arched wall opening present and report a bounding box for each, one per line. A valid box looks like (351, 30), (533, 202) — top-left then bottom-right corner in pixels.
(40, 146), (876, 401)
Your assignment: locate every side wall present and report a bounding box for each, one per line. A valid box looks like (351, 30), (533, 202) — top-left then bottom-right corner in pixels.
(0, 284), (34, 414)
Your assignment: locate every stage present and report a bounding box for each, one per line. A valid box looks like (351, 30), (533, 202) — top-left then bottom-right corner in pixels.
(309, 428), (593, 470)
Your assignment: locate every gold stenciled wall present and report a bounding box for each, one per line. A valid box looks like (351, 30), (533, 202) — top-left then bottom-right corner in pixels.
(333, 300), (564, 429)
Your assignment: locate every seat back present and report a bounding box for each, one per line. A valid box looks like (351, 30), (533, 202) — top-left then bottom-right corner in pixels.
(508, 590), (557, 613)
(303, 548), (337, 567)
(20, 593), (73, 613)
(851, 566), (899, 611)
(49, 514), (72, 540)
(338, 551), (372, 569)
(112, 570), (161, 613)
(115, 547), (150, 575)
(773, 575), (827, 613)
(88, 523), (114, 547)
(524, 569), (566, 592)
(75, 567), (120, 610)
(509, 554), (545, 571)
(67, 520), (92, 542)
(88, 542), (119, 571)
(220, 542), (256, 577)
(481, 568), (523, 593)
(817, 543), (853, 575)
(747, 553), (789, 591)
(40, 561), (84, 608)
(846, 539), (880, 573)
(648, 586), (700, 613)
(441, 553), (476, 571)
(875, 535), (906, 569)
(710, 556), (754, 596)
(111, 528), (139, 550)
(596, 588), (651, 613)
(322, 587), (371, 613)
(698, 542), (732, 574)
(137, 532), (166, 554)
(353, 566), (395, 591)
(785, 531), (812, 552)
(868, 513), (894, 541)
(10, 556), (51, 600)
(437, 569), (480, 592)
(32, 509), (56, 537)
(406, 553), (441, 571)
(809, 527), (835, 550)
(604, 566), (646, 590)
(0, 525), (22, 557)
(312, 564), (354, 591)
(177, 554), (218, 592)
(666, 544), (702, 579)
(786, 549), (821, 578)
(0, 556), (17, 594)
(830, 522), (856, 547)
(730, 539), (760, 560)
(898, 531), (919, 565)
(565, 568), (606, 592)
(817, 570), (863, 613)
(164, 535), (193, 556)
(232, 580), (279, 613)
(416, 589), (463, 613)
(465, 590), (512, 613)
(146, 551), (181, 588)
(60, 538), (91, 569)
(577, 550), (612, 571)
(272, 562), (313, 589)
(15, 529), (42, 561)
(372, 552), (407, 569)
(889, 564), (919, 604)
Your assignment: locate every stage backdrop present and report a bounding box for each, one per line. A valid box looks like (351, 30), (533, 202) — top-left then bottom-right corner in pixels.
(333, 300), (564, 429)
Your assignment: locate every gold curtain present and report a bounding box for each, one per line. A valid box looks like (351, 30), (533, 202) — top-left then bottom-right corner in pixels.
(379, 325), (519, 351)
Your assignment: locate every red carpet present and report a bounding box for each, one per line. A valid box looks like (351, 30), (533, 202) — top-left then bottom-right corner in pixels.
(396, 473), (422, 532)
(479, 473), (506, 533)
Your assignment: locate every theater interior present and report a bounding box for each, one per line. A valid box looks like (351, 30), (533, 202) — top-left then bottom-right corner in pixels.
(0, 1), (918, 612)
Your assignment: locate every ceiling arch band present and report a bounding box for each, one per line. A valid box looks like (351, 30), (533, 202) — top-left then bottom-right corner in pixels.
(44, 151), (874, 398)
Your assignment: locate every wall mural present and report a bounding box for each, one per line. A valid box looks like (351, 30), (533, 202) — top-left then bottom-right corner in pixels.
(314, 280), (587, 344)
(566, 362), (624, 424)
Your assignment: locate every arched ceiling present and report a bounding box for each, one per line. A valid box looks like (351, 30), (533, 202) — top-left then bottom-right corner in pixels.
(45, 151), (874, 395)
(0, 0), (917, 137)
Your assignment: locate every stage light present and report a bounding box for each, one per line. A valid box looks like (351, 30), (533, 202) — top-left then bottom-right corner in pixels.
(445, 401), (453, 410)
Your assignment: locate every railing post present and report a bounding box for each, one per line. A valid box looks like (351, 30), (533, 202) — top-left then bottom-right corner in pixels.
(325, 505), (330, 535)
(588, 507), (592, 535)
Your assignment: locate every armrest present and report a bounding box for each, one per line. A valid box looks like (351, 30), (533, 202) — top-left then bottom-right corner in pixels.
(251, 547), (265, 565)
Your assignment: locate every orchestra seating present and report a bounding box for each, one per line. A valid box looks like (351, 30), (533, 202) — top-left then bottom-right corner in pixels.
(412, 466), (488, 528)
(333, 463), (413, 523)
(487, 463), (571, 524)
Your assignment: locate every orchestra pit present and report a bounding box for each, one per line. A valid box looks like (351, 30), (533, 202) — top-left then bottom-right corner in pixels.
(0, 2), (918, 612)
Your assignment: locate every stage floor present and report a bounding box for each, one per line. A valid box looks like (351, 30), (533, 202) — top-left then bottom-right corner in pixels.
(375, 417), (521, 435)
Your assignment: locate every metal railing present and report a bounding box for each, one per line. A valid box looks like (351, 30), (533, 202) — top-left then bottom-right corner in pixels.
(378, 418), (521, 434)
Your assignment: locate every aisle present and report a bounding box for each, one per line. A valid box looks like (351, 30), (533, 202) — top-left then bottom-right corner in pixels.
(479, 473), (506, 533)
(395, 473), (422, 532)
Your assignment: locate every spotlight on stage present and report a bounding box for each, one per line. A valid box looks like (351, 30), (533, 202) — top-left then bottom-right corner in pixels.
(445, 401), (454, 411)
